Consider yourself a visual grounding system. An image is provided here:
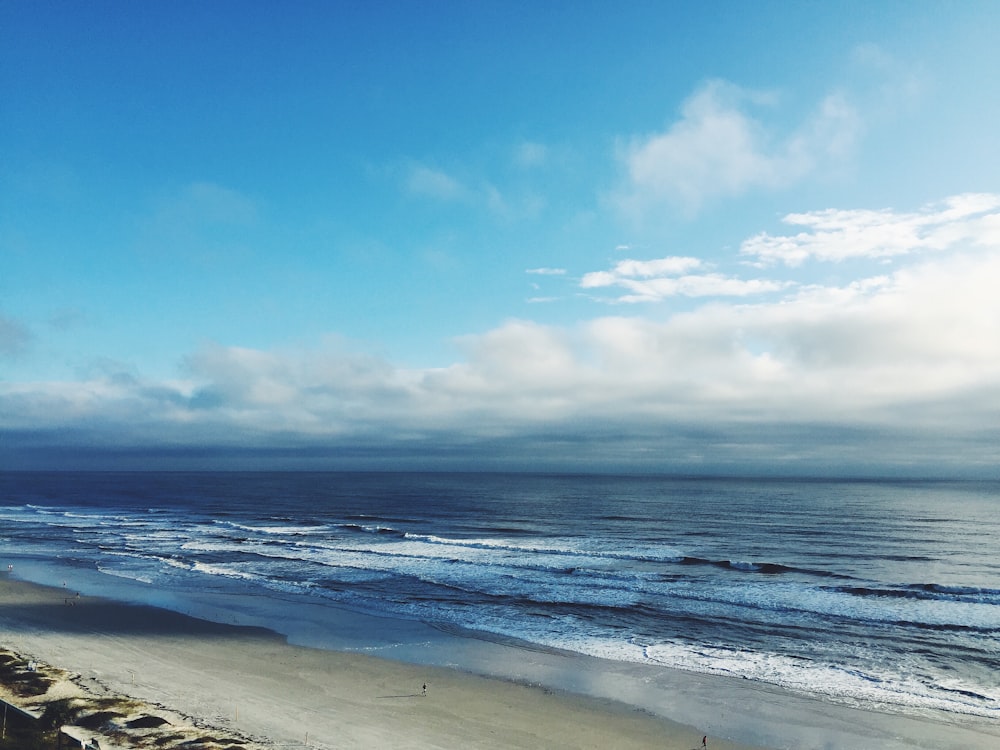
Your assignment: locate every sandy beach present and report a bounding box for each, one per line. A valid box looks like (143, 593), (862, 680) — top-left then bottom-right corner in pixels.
(0, 574), (755, 750)
(3, 571), (999, 749)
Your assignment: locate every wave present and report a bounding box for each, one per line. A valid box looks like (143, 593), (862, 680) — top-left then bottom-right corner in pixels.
(167, 526), (996, 633)
(6, 471), (999, 728)
(544, 638), (1000, 720)
(16, 506), (949, 599)
(481, 526), (537, 536)
(921, 582), (1000, 598)
(365, 532), (868, 584)
(137, 535), (1000, 635)
(343, 513), (424, 526)
(394, 532), (690, 567)
(338, 523), (407, 537)
(827, 583), (1000, 605)
(184, 536), (990, 628)
(94, 565), (156, 585)
(675, 556), (852, 580)
(214, 520), (332, 536)
(15, 509), (999, 636)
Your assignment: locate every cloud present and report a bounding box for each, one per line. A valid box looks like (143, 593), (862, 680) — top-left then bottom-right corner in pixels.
(612, 79), (862, 216)
(6, 242), (999, 459)
(849, 43), (926, 122)
(483, 184), (545, 221)
(526, 267), (567, 276)
(742, 193), (1000, 266)
(454, 247), (1000, 433)
(405, 164), (469, 201)
(5, 238), (999, 472)
(514, 141), (548, 168)
(156, 181), (258, 226)
(595, 256), (704, 278)
(403, 161), (544, 220)
(5, 194), (1000, 475)
(0, 314), (32, 357)
(580, 255), (787, 302)
(136, 181), (259, 263)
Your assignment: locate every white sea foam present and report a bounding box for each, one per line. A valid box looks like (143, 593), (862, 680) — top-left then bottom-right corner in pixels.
(215, 520), (331, 535)
(454, 625), (1000, 720)
(95, 564), (155, 585)
(4, 472), (998, 727)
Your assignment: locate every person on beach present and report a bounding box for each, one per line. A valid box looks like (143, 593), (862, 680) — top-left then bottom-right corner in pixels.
(422, 683), (427, 696)
(702, 735), (707, 748)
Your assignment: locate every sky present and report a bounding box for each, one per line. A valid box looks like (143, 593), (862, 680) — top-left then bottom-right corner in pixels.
(2, 1), (1000, 476)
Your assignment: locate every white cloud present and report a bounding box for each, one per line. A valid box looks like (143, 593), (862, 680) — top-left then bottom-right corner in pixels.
(136, 181), (259, 263)
(9, 243), (997, 438)
(742, 193), (1000, 265)
(613, 275), (789, 303)
(486, 185), (546, 221)
(6, 194), (1000, 473)
(580, 256), (703, 289)
(580, 255), (786, 302)
(849, 43), (926, 122)
(526, 267), (567, 275)
(403, 161), (544, 220)
(405, 165), (469, 201)
(613, 79), (862, 216)
(514, 141), (548, 168)
(608, 256), (704, 278)
(148, 182), (258, 228)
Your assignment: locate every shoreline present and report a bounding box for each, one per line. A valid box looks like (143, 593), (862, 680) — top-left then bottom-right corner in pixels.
(3, 571), (999, 749)
(0, 574), (753, 750)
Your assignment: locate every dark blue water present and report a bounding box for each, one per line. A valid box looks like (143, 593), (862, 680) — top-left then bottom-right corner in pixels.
(1, 472), (997, 720)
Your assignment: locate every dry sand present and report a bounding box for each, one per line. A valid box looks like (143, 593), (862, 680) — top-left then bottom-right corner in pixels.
(0, 575), (755, 750)
(4, 571), (998, 749)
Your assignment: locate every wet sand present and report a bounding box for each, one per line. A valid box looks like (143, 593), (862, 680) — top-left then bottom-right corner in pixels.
(3, 571), (998, 749)
(0, 575), (755, 749)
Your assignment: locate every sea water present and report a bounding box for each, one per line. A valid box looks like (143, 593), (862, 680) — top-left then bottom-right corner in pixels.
(1, 471), (997, 725)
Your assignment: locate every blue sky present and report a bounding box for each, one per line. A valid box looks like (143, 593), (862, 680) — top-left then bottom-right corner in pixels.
(3, 1), (1000, 474)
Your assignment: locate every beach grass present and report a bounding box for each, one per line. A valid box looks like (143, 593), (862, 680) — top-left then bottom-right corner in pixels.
(0, 704), (57, 750)
(0, 643), (263, 750)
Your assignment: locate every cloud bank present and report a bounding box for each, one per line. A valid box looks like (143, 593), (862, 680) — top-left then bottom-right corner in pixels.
(4, 194), (1000, 475)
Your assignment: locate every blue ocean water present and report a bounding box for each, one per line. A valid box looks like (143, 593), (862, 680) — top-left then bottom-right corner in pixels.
(1, 471), (998, 722)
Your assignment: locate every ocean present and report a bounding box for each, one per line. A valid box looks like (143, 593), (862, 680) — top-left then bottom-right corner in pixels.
(1, 471), (998, 726)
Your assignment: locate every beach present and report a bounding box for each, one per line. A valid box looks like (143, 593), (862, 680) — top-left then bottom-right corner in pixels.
(1, 574), (755, 750)
(3, 575), (999, 750)
(2, 473), (999, 749)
